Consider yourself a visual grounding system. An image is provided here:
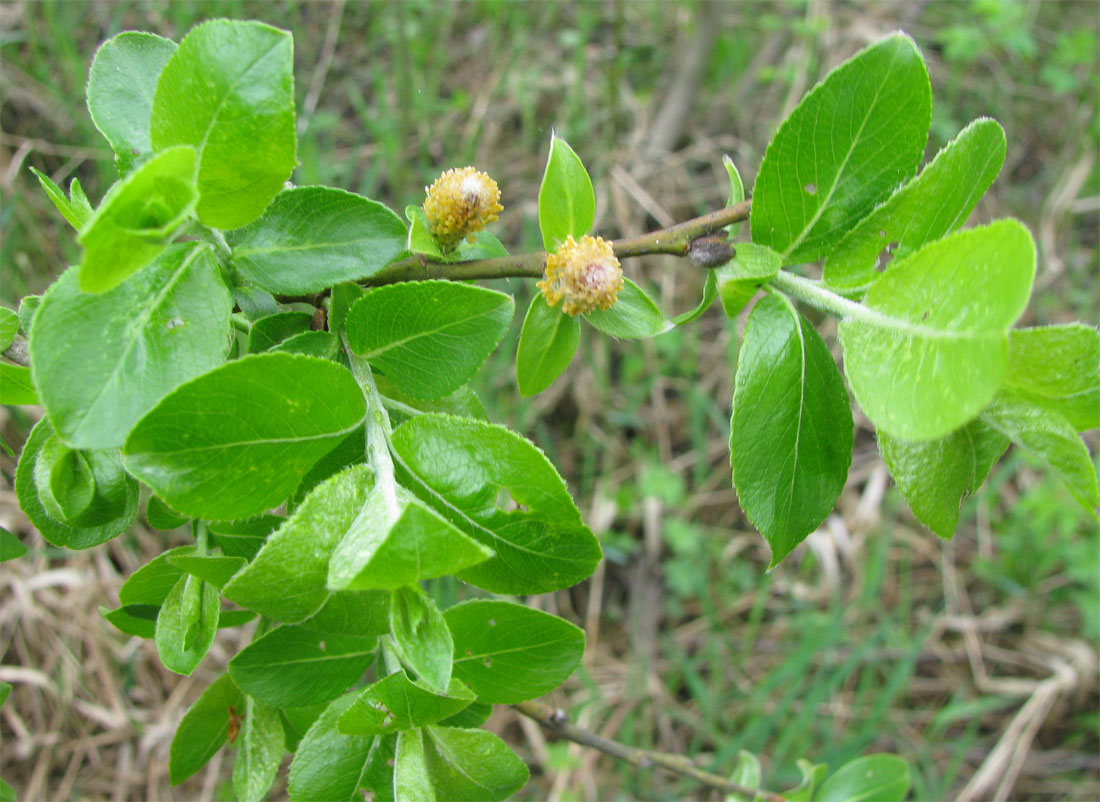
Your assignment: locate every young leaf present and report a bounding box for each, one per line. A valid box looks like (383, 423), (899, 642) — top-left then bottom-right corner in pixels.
(0, 528), (28, 563)
(33, 435), (95, 522)
(732, 295), (853, 566)
(287, 694), (373, 802)
(0, 364), (38, 405)
(726, 750), (761, 802)
(723, 155), (746, 238)
(232, 697), (285, 802)
(825, 117), (1007, 288)
(151, 20), (296, 229)
(391, 414), (602, 594)
(168, 554), (246, 588)
(86, 31), (177, 175)
(145, 495), (189, 530)
(816, 754), (910, 802)
(784, 759), (828, 802)
(538, 134), (595, 251)
(29, 168), (93, 231)
(123, 353), (365, 520)
(516, 295), (581, 396)
(101, 603), (159, 639)
(671, 271), (718, 326)
(169, 672), (245, 785)
(390, 584), (454, 692)
(0, 309), (17, 351)
(1003, 324), (1099, 431)
(17, 295), (41, 338)
(30, 244), (232, 449)
(338, 672), (475, 736)
(228, 625), (376, 707)
(154, 573), (220, 675)
(446, 600), (585, 703)
(345, 281), (514, 400)
(584, 278), (670, 338)
(714, 242), (782, 318)
(118, 545), (196, 606)
(394, 728), (435, 801)
(247, 311), (313, 353)
(14, 418), (139, 549)
(229, 187), (408, 294)
(839, 220), (1036, 440)
(396, 725), (529, 801)
(406, 206), (508, 263)
(223, 465), (374, 622)
(77, 145), (198, 293)
(878, 421), (1009, 538)
(272, 331), (341, 360)
(751, 34), (931, 264)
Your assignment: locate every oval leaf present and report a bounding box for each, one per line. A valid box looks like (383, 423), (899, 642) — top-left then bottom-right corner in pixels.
(516, 295), (580, 397)
(155, 573), (219, 675)
(169, 672), (245, 785)
(287, 694), (374, 802)
(1003, 324), (1100, 432)
(397, 725), (529, 802)
(390, 584), (454, 693)
(584, 278), (669, 339)
(338, 672), (475, 736)
(232, 697), (285, 802)
(538, 134), (595, 251)
(816, 754), (910, 802)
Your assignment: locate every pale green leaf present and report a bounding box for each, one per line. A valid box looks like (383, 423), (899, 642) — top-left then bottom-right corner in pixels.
(338, 673), (475, 736)
(715, 243), (782, 318)
(538, 134), (595, 251)
(390, 584), (453, 693)
(723, 154), (746, 238)
(419, 725), (529, 801)
(233, 697), (284, 802)
(516, 295), (581, 396)
(29, 168), (93, 231)
(119, 546), (195, 606)
(155, 573), (219, 675)
(1003, 324), (1099, 431)
(167, 554), (246, 588)
(726, 750), (761, 802)
(0, 364), (37, 406)
(671, 271), (718, 326)
(816, 754), (910, 802)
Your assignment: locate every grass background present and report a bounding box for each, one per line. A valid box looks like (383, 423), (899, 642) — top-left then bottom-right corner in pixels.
(1, 1), (1097, 799)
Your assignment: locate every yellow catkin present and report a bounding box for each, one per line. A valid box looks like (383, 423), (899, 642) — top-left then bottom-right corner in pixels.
(537, 235), (623, 316)
(422, 166), (503, 251)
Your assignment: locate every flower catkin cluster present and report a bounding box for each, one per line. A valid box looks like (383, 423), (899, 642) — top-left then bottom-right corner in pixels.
(422, 166), (503, 251)
(537, 235), (623, 316)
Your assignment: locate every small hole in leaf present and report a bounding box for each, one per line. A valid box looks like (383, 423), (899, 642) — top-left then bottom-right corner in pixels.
(465, 648), (473, 656)
(318, 640), (325, 651)
(878, 230), (887, 237)
(495, 487), (519, 512)
(386, 758), (395, 767)
(484, 658), (492, 667)
(921, 310), (930, 321)
(488, 619), (496, 627)
(165, 317), (185, 330)
(804, 183), (817, 195)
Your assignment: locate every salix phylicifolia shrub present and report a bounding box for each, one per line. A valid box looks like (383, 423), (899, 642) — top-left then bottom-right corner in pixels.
(1, 19), (1097, 802)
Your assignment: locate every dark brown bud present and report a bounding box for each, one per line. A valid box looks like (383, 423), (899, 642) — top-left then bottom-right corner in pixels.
(688, 235), (735, 269)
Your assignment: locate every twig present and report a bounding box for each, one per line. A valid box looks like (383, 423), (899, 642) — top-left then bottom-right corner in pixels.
(513, 699), (788, 801)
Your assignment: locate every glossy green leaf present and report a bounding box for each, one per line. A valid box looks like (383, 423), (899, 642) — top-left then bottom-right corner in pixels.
(584, 278), (669, 339)
(839, 220), (1036, 440)
(300, 590), (390, 638)
(14, 418), (139, 549)
(101, 604), (159, 639)
(151, 20), (296, 229)
(155, 573), (219, 675)
(272, 330), (341, 359)
(0, 364), (37, 405)
(825, 117), (1006, 288)
(123, 353), (365, 520)
(168, 554), (246, 588)
(732, 295), (853, 566)
(671, 271), (718, 326)
(723, 154), (746, 238)
(145, 495), (188, 530)
(516, 295), (581, 396)
(77, 145), (198, 293)
(538, 134), (595, 251)
(86, 31), (177, 175)
(233, 697), (284, 802)
(118, 545), (195, 606)
(879, 421), (1009, 538)
(209, 515), (282, 560)
(32, 435), (95, 522)
(328, 485), (492, 591)
(446, 600), (585, 703)
(30, 244), (231, 449)
(390, 584), (453, 692)
(345, 281), (514, 400)
(816, 754), (910, 802)
(0, 309), (17, 351)
(396, 725), (529, 802)
(391, 414), (601, 593)
(30, 168), (93, 231)
(229, 187), (407, 294)
(0, 528), (27, 562)
(228, 625), (376, 707)
(751, 34), (931, 264)
(338, 672), (475, 736)
(169, 672), (245, 785)
(287, 694), (373, 802)
(715, 243), (782, 318)
(980, 394), (1099, 514)
(247, 311), (312, 353)
(1003, 324), (1099, 431)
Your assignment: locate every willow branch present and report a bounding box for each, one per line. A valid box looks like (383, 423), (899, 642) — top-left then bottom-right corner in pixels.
(514, 699), (787, 801)
(365, 200), (752, 286)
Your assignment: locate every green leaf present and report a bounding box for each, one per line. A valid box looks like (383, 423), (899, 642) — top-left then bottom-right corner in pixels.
(446, 600), (585, 703)
(516, 295), (581, 396)
(300, 590), (390, 638)
(390, 584), (453, 692)
(362, 735), (397, 801)
(29, 168), (93, 231)
(151, 20), (296, 229)
(0, 308), (19, 350)
(219, 610), (258, 629)
(287, 694), (373, 802)
(345, 281), (514, 400)
(839, 220), (1036, 440)
(980, 394), (1099, 514)
(785, 759), (828, 802)
(396, 725), (529, 802)
(233, 697), (284, 802)
(405, 206), (508, 263)
(222, 466), (374, 622)
(391, 414), (601, 594)
(101, 604), (159, 639)
(77, 145), (198, 293)
(375, 376), (487, 425)
(288, 428), (366, 511)
(272, 330), (341, 359)
(825, 117), (1007, 288)
(732, 295), (853, 566)
(279, 703), (327, 753)
(119, 546), (195, 605)
(247, 311), (313, 353)
(87, 31), (177, 175)
(726, 750), (761, 802)
(751, 34), (931, 264)
(32, 435), (95, 522)
(0, 682), (9, 707)
(879, 421), (1009, 538)
(155, 573), (219, 675)
(17, 296), (41, 337)
(0, 778), (12, 802)
(145, 495), (188, 530)
(329, 282), (365, 335)
(209, 515), (283, 560)
(228, 625), (376, 707)
(168, 554), (246, 588)
(671, 271), (718, 326)
(816, 754), (910, 802)
(1003, 324), (1099, 431)
(30, 244), (232, 449)
(169, 672), (245, 785)
(234, 285), (279, 320)
(538, 134), (595, 251)
(14, 417), (139, 549)
(723, 155), (746, 238)
(339, 672), (475, 736)
(328, 485), (492, 591)
(0, 528), (27, 562)
(584, 278), (670, 339)
(0, 364), (38, 405)
(123, 353), (365, 520)
(715, 243), (782, 318)
(437, 701), (492, 730)
(229, 187), (407, 294)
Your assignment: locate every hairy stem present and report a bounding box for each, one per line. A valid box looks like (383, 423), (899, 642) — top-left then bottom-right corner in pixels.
(344, 341), (399, 517)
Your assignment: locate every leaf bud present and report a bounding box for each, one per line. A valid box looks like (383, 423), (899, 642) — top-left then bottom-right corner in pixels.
(422, 166), (503, 252)
(688, 234), (735, 268)
(537, 235), (624, 316)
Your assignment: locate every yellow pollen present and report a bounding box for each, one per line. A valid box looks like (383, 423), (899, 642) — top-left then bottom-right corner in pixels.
(537, 235), (623, 316)
(423, 166), (503, 252)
